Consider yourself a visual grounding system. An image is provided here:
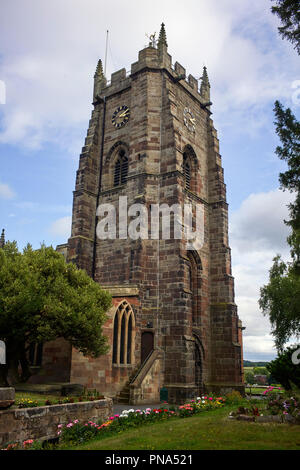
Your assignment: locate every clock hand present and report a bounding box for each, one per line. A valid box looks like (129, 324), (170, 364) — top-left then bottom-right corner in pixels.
(119, 110), (129, 118)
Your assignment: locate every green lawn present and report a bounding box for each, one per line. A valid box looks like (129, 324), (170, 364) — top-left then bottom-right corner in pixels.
(59, 405), (300, 451)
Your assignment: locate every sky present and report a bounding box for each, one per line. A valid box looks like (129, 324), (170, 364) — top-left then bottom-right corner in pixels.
(0, 0), (299, 362)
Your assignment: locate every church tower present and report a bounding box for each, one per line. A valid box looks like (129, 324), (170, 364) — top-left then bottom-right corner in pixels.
(63, 24), (244, 403)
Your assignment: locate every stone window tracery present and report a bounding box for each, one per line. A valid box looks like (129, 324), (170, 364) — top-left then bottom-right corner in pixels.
(112, 300), (135, 365)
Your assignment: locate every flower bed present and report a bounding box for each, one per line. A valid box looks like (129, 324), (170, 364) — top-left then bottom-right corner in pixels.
(1, 396), (226, 450)
(229, 387), (300, 424)
(15, 392), (105, 409)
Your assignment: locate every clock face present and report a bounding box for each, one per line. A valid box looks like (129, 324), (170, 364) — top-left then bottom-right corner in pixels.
(183, 107), (196, 133)
(112, 105), (130, 128)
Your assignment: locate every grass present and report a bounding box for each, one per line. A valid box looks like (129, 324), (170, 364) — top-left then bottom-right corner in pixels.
(245, 387), (284, 395)
(57, 404), (300, 451)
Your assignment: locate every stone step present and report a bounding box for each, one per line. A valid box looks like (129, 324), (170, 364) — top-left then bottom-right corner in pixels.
(116, 398), (130, 404)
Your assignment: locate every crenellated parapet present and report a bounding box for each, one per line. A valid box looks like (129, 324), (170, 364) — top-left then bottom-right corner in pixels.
(93, 24), (212, 110)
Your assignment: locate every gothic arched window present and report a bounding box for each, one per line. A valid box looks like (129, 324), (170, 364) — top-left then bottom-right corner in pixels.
(114, 149), (128, 187)
(112, 300), (135, 365)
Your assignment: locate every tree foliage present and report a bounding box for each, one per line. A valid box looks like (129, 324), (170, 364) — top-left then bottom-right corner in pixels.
(259, 8), (300, 351)
(253, 366), (269, 376)
(271, 0), (300, 54)
(266, 345), (300, 389)
(245, 371), (255, 385)
(274, 101), (300, 271)
(260, 102), (300, 350)
(259, 256), (300, 351)
(0, 242), (112, 386)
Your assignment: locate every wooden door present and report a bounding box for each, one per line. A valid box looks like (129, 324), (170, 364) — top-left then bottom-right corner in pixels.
(141, 332), (154, 364)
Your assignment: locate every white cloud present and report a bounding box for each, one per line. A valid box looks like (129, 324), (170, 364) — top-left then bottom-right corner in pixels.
(230, 189), (294, 254)
(244, 335), (277, 356)
(230, 189), (296, 360)
(49, 216), (71, 238)
(0, 182), (15, 199)
(0, 0), (298, 152)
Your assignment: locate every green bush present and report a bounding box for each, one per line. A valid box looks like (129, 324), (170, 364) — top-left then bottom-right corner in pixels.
(267, 345), (300, 390)
(225, 391), (244, 405)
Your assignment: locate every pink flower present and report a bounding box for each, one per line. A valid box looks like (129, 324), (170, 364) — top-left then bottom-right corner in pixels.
(23, 439), (34, 447)
(114, 414), (119, 418)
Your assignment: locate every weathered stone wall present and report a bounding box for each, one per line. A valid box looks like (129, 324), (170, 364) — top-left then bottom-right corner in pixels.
(0, 398), (112, 447)
(28, 337), (72, 384)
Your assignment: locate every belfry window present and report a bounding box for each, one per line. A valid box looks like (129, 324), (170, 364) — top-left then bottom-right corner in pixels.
(114, 149), (128, 187)
(183, 153), (191, 190)
(112, 301), (135, 365)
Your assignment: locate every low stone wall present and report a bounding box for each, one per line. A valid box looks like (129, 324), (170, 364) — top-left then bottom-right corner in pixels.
(230, 413), (299, 424)
(0, 398), (113, 447)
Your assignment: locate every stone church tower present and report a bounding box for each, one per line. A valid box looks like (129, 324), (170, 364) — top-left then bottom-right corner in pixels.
(43, 24), (244, 403)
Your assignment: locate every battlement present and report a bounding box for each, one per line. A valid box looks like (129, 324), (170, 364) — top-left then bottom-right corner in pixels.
(94, 28), (210, 106)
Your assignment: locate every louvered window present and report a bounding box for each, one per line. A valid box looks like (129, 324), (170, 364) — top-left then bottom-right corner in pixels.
(114, 150), (128, 187)
(183, 153), (191, 190)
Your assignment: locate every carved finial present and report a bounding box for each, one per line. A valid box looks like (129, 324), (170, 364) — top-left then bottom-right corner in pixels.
(201, 66), (210, 87)
(157, 22), (168, 49)
(0, 229), (5, 249)
(200, 66), (210, 101)
(94, 59), (104, 78)
(93, 59), (106, 102)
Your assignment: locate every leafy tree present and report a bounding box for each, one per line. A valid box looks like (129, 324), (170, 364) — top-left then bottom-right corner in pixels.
(245, 371), (255, 385)
(0, 242), (112, 386)
(259, 256), (300, 351)
(274, 101), (300, 271)
(266, 345), (300, 389)
(271, 0), (300, 54)
(253, 367), (269, 376)
(260, 102), (300, 350)
(259, 4), (300, 350)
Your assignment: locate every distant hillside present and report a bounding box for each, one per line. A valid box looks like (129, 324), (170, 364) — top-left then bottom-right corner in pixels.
(244, 360), (269, 367)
